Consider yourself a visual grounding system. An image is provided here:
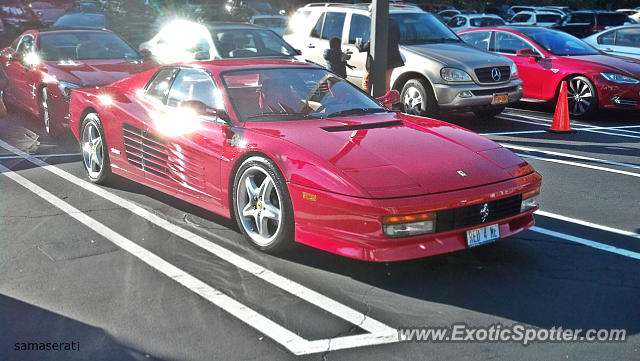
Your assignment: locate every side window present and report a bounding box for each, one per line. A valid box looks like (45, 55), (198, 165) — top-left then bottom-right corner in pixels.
(17, 35), (34, 54)
(460, 31), (491, 50)
(598, 31), (615, 45)
(166, 69), (222, 112)
(348, 14), (370, 44)
(512, 14), (531, 23)
(494, 32), (533, 54)
(310, 13), (325, 39)
(615, 28), (640, 47)
(145, 68), (178, 104)
(569, 13), (592, 24)
(321, 12), (345, 40)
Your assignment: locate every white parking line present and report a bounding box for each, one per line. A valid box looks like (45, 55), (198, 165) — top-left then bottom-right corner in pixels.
(534, 210), (640, 240)
(498, 114), (640, 140)
(0, 153), (80, 160)
(501, 143), (640, 170)
(480, 130), (547, 136)
(530, 227), (640, 260)
(0, 139), (399, 354)
(516, 153), (640, 178)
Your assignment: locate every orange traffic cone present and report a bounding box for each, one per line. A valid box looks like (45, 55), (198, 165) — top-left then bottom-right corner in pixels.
(547, 81), (575, 134)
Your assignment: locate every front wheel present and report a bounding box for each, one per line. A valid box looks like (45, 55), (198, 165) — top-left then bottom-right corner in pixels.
(40, 87), (61, 138)
(80, 113), (111, 184)
(566, 76), (598, 119)
(232, 156), (294, 253)
(474, 106), (506, 120)
(401, 78), (438, 117)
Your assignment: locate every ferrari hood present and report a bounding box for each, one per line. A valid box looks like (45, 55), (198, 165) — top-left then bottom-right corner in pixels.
(249, 113), (522, 198)
(45, 59), (157, 87)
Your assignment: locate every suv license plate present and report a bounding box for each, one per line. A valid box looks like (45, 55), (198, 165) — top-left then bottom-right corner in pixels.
(466, 224), (500, 247)
(493, 93), (509, 104)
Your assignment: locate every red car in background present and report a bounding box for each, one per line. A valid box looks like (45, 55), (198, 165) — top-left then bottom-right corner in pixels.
(68, 60), (541, 261)
(0, 0), (44, 33)
(0, 28), (156, 137)
(29, 1), (68, 26)
(458, 26), (640, 118)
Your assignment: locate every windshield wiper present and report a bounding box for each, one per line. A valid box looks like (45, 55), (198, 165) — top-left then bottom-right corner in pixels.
(326, 108), (388, 118)
(246, 112), (319, 121)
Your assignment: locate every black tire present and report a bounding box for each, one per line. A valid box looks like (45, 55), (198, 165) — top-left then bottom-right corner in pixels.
(474, 106), (506, 120)
(40, 87), (61, 138)
(80, 113), (111, 184)
(565, 75), (598, 120)
(232, 156), (294, 253)
(400, 78), (438, 117)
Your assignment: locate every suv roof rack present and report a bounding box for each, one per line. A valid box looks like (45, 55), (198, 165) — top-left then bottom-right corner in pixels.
(303, 2), (420, 10)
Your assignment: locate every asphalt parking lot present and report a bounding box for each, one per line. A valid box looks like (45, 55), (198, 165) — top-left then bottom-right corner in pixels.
(1, 102), (639, 361)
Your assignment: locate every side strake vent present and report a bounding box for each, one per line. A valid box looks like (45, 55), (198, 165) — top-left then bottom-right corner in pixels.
(122, 124), (206, 194)
(322, 120), (403, 132)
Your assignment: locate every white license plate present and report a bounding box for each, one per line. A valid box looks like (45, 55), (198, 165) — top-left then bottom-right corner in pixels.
(466, 224), (500, 247)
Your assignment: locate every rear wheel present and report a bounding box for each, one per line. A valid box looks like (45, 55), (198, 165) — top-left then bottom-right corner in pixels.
(566, 76), (597, 119)
(401, 78), (438, 117)
(40, 87), (60, 138)
(474, 106), (506, 120)
(80, 113), (111, 184)
(233, 156), (294, 253)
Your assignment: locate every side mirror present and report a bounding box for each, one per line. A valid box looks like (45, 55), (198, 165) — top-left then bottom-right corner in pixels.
(376, 90), (401, 106)
(516, 48), (539, 58)
(194, 51), (209, 61)
(294, 48), (302, 55)
(180, 100), (218, 118)
(139, 48), (152, 59)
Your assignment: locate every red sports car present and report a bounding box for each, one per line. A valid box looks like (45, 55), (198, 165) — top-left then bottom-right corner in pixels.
(458, 26), (640, 118)
(68, 59), (541, 262)
(0, 28), (156, 137)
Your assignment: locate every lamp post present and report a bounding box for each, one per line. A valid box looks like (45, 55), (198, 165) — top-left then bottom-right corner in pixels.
(370, 0), (389, 97)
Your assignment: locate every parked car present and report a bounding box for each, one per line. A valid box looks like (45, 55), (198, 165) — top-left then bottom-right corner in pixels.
(437, 9), (461, 23)
(29, 1), (67, 26)
(553, 10), (631, 38)
(616, 9), (640, 22)
(70, 1), (103, 13)
(583, 25), (640, 58)
(249, 15), (288, 36)
(285, 3), (523, 119)
(0, 28), (156, 137)
(140, 21), (298, 64)
(68, 59), (542, 261)
(458, 26), (640, 118)
(510, 11), (563, 27)
(52, 13), (107, 29)
(484, 4), (515, 21)
(0, 0), (44, 33)
(448, 14), (505, 31)
(510, 6), (535, 15)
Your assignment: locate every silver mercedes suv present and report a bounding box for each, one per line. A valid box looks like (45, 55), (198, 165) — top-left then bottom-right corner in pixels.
(284, 3), (524, 119)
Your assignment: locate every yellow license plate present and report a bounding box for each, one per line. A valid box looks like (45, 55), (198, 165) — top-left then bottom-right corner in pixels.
(493, 94), (509, 104)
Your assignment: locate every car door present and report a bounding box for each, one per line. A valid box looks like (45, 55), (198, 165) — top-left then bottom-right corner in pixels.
(610, 27), (640, 57)
(3, 34), (36, 111)
(492, 31), (546, 99)
(344, 13), (370, 86)
(146, 67), (226, 206)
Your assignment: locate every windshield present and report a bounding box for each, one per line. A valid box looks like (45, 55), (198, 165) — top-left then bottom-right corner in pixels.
(520, 28), (599, 56)
(598, 13), (629, 26)
(211, 28), (296, 58)
(222, 68), (386, 122)
(53, 14), (105, 28)
(38, 31), (139, 61)
(470, 17), (505, 27)
(253, 17), (287, 28)
(390, 12), (460, 45)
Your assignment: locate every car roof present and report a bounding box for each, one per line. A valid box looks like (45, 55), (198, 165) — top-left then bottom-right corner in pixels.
(206, 22), (274, 30)
(186, 59), (323, 73)
(461, 13), (502, 18)
(37, 27), (111, 33)
(573, 10), (624, 14)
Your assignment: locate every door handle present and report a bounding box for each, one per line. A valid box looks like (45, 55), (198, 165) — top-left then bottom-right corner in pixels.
(307, 43), (315, 48)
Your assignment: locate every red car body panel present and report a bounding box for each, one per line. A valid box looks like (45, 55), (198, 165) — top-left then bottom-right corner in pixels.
(458, 27), (640, 111)
(68, 59), (542, 262)
(0, 29), (157, 131)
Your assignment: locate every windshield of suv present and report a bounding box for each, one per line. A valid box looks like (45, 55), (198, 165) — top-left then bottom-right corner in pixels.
(519, 28), (599, 56)
(211, 28), (296, 58)
(390, 12), (460, 45)
(222, 68), (386, 122)
(37, 31), (140, 60)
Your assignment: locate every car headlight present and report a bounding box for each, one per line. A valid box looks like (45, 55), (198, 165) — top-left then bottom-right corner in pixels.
(520, 188), (540, 213)
(441, 67), (472, 82)
(57, 81), (82, 99)
(510, 62), (519, 79)
(382, 212), (436, 238)
(600, 73), (640, 84)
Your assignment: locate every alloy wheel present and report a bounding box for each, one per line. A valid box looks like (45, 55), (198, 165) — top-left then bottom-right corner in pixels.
(81, 121), (104, 180)
(567, 78), (593, 117)
(403, 86), (424, 115)
(41, 88), (51, 135)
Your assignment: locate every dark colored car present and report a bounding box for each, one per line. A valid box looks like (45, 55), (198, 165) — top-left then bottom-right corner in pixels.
(485, 4), (516, 21)
(0, 0), (44, 33)
(0, 28), (157, 137)
(70, 1), (103, 14)
(53, 13), (106, 29)
(553, 11), (631, 38)
(29, 1), (67, 26)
